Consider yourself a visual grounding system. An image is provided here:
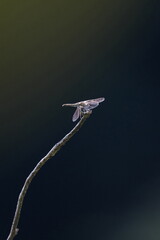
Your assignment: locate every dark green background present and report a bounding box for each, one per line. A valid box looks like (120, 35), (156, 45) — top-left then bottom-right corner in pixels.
(0, 0), (160, 239)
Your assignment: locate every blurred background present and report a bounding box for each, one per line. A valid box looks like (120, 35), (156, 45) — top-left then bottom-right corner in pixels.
(0, 0), (160, 239)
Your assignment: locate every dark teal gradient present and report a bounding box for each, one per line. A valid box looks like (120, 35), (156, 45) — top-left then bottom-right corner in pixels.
(0, 0), (160, 239)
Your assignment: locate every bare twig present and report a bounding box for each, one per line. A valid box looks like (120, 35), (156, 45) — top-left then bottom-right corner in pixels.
(6, 112), (91, 240)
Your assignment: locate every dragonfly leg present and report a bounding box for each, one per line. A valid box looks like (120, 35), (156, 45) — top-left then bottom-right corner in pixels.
(80, 108), (92, 118)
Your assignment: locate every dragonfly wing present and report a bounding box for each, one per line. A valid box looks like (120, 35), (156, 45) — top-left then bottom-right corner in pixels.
(72, 107), (80, 122)
(84, 97), (105, 110)
(92, 97), (105, 103)
(87, 102), (99, 110)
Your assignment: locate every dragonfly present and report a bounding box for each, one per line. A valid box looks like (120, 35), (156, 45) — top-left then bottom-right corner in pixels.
(62, 97), (105, 122)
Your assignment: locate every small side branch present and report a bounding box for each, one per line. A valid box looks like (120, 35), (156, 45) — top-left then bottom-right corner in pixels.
(6, 112), (91, 240)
